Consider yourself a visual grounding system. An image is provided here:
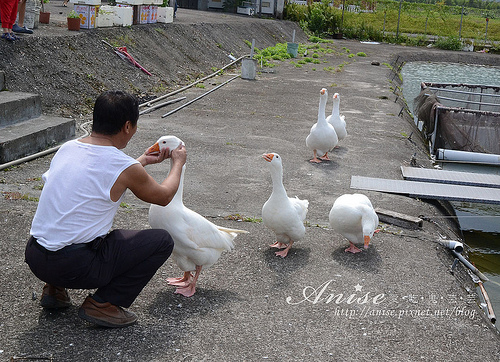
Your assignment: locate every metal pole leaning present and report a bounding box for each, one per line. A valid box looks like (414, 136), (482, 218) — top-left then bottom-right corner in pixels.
(139, 97), (186, 115)
(161, 75), (240, 118)
(141, 55), (248, 109)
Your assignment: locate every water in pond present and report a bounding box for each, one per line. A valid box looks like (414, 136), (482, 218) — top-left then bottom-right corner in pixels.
(401, 61), (500, 329)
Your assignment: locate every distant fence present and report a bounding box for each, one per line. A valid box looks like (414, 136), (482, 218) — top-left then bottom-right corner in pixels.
(288, 0), (375, 12)
(286, 0), (499, 42)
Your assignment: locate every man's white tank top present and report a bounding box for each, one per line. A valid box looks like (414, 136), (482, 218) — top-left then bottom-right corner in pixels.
(30, 139), (139, 251)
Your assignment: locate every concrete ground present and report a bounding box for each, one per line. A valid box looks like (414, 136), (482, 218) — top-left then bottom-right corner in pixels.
(1, 4), (499, 362)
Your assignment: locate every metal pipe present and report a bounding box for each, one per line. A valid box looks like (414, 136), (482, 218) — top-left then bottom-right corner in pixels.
(139, 97), (186, 115)
(161, 75), (240, 118)
(452, 250), (489, 282)
(459, 4), (464, 39)
(140, 55), (248, 109)
(430, 95), (500, 108)
(1, 56), (248, 171)
(427, 87), (500, 99)
(437, 149), (500, 165)
(1, 54), (249, 171)
(396, 0), (402, 38)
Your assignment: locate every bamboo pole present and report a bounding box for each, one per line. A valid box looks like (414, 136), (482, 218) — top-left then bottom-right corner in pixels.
(478, 280), (496, 324)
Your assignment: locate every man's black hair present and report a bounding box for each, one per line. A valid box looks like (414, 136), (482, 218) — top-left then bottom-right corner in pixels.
(92, 90), (139, 135)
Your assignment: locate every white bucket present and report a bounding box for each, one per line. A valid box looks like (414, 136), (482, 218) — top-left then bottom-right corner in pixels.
(20, 0), (40, 29)
(241, 58), (257, 80)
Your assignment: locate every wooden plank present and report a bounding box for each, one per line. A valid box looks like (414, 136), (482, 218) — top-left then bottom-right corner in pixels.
(375, 207), (423, 229)
(351, 176), (500, 205)
(401, 166), (500, 188)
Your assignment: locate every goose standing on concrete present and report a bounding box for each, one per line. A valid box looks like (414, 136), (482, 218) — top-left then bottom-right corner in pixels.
(148, 135), (248, 297)
(306, 88), (338, 163)
(262, 153), (309, 258)
(329, 193), (379, 253)
(326, 93), (347, 143)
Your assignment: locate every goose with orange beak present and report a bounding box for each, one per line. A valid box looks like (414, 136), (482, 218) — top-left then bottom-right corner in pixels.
(326, 92), (347, 143)
(306, 88), (338, 163)
(261, 152), (309, 258)
(148, 135), (248, 297)
(329, 193), (379, 253)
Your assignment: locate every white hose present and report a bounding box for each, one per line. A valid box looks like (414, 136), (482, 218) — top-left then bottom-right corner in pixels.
(0, 120), (92, 171)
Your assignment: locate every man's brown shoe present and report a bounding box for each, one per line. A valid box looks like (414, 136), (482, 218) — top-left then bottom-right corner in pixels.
(78, 295), (137, 328)
(40, 284), (71, 309)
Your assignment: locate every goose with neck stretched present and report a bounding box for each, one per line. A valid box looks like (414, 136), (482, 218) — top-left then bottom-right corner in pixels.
(262, 152), (309, 258)
(148, 135), (248, 297)
(329, 193), (379, 253)
(306, 88), (338, 163)
(326, 92), (347, 143)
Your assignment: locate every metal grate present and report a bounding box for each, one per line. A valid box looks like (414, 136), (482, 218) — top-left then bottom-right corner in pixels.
(351, 175), (500, 205)
(401, 166), (500, 188)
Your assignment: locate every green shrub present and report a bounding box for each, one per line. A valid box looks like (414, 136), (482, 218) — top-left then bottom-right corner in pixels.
(287, 1), (341, 37)
(308, 6), (326, 35)
(490, 43), (500, 54)
(434, 36), (462, 50)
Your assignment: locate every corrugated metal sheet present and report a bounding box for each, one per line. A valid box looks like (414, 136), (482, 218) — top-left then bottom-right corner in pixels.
(401, 166), (500, 188)
(351, 175), (500, 205)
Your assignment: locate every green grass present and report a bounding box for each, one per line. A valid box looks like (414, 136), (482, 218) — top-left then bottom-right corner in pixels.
(120, 202), (131, 209)
(2, 192), (38, 201)
(285, 1), (500, 44)
(343, 9), (500, 41)
(251, 40), (357, 70)
(225, 214), (262, 223)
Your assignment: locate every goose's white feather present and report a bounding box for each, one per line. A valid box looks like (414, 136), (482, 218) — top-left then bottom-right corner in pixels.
(329, 193), (378, 246)
(148, 136), (248, 274)
(262, 153), (308, 253)
(306, 88), (338, 157)
(326, 93), (347, 141)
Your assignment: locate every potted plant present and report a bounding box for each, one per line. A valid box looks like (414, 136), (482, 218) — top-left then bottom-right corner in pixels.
(67, 10), (81, 31)
(39, 0), (50, 24)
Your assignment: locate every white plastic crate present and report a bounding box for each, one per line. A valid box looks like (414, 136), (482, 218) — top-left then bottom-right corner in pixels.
(157, 6), (173, 23)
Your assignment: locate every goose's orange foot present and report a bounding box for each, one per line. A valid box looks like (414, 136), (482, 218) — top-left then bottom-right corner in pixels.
(174, 284), (196, 297)
(319, 153), (331, 161)
(270, 241), (287, 249)
(167, 272), (192, 287)
(275, 242), (293, 258)
(345, 242), (362, 254)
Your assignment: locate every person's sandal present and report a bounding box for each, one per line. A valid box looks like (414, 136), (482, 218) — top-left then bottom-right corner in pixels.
(1, 33), (16, 42)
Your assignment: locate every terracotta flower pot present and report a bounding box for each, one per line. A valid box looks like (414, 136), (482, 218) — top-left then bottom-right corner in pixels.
(67, 17), (81, 31)
(39, 11), (50, 24)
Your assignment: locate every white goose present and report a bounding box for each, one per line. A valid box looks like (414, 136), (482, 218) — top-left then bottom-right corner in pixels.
(329, 193), (379, 253)
(262, 153), (309, 258)
(306, 88), (338, 163)
(326, 93), (347, 142)
(148, 135), (248, 297)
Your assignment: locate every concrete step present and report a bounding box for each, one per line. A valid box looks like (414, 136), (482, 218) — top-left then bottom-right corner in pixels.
(0, 91), (41, 127)
(0, 115), (75, 164)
